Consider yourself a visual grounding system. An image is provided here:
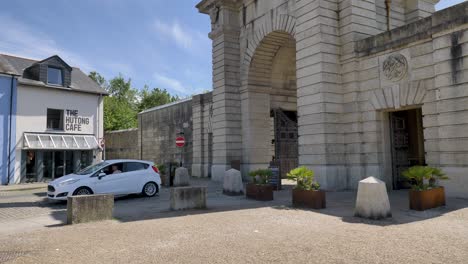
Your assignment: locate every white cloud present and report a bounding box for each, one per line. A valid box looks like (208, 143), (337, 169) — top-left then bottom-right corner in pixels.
(153, 73), (191, 95)
(153, 19), (208, 52)
(0, 14), (94, 73)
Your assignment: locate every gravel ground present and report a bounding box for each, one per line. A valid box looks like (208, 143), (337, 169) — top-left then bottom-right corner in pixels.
(1, 180), (468, 263)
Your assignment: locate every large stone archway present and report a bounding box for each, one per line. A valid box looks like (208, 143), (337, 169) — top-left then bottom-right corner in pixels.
(240, 30), (297, 176)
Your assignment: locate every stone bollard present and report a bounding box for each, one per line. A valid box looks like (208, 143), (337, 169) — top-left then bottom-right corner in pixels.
(67, 194), (114, 224)
(170, 186), (207, 210)
(173, 167), (190, 187)
(223, 169), (244, 196)
(354, 177), (392, 220)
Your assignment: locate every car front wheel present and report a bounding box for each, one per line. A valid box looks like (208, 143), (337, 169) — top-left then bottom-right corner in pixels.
(142, 182), (158, 197)
(73, 187), (93, 196)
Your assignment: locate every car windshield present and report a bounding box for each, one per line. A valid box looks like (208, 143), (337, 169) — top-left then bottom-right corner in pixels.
(76, 162), (110, 175)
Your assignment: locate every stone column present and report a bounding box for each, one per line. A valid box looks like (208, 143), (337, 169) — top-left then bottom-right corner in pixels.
(240, 91), (271, 176)
(405, 0), (438, 23)
(192, 93), (212, 178)
(200, 1), (243, 182)
(295, 0), (345, 190)
(338, 0), (384, 189)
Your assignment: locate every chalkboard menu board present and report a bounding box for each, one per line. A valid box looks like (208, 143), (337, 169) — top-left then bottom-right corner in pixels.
(268, 166), (281, 190)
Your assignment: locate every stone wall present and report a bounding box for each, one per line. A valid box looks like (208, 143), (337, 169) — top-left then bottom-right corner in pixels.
(139, 98), (193, 170)
(105, 92), (213, 177)
(354, 2), (468, 197)
(104, 128), (139, 160)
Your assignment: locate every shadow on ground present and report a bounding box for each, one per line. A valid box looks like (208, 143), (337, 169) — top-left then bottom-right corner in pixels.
(109, 179), (468, 227)
(2, 178), (468, 229)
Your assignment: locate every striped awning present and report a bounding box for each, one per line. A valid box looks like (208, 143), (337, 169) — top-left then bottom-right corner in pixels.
(23, 133), (100, 150)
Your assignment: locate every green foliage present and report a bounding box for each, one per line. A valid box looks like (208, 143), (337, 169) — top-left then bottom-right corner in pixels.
(287, 166), (320, 191)
(249, 169), (272, 185)
(103, 96), (138, 131)
(402, 166), (448, 191)
(138, 86), (179, 112)
(156, 164), (166, 175)
(89, 71), (107, 88)
(108, 74), (138, 103)
(88, 71), (180, 131)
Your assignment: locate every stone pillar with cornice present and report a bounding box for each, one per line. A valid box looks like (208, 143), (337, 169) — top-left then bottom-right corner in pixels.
(197, 0), (242, 182)
(294, 0), (346, 190)
(405, 0), (439, 23)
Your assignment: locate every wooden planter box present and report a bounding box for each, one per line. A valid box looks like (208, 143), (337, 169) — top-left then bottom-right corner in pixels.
(161, 174), (171, 187)
(292, 189), (326, 209)
(409, 187), (446, 211)
(246, 183), (273, 201)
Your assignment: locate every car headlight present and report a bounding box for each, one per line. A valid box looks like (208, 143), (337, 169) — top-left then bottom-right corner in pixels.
(59, 179), (80, 186)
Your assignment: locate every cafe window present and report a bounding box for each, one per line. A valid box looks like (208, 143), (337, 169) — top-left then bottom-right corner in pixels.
(46, 108), (63, 130)
(47, 67), (63, 85)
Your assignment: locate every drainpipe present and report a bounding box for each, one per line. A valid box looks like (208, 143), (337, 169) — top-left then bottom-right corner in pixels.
(6, 75), (15, 185)
(97, 94), (102, 161)
(385, 0), (391, 31)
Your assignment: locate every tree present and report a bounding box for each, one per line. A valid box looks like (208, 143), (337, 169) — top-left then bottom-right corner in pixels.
(88, 71), (107, 89)
(108, 74), (138, 103)
(138, 86), (179, 112)
(88, 72), (180, 131)
(103, 96), (138, 130)
(89, 72), (138, 131)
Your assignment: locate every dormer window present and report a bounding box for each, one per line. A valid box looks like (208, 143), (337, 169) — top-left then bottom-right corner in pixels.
(47, 66), (63, 86)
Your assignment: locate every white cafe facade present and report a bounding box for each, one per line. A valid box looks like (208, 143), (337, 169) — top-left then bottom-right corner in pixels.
(0, 54), (106, 184)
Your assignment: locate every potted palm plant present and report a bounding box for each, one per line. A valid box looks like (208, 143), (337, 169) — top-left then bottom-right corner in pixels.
(246, 169), (274, 201)
(287, 166), (325, 209)
(402, 166), (448, 211)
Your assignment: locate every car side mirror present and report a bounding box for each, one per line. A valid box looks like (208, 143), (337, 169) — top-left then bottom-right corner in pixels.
(98, 172), (106, 180)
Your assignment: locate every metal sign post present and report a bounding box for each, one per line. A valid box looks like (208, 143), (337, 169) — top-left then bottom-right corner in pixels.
(176, 135), (185, 167)
(100, 138), (106, 161)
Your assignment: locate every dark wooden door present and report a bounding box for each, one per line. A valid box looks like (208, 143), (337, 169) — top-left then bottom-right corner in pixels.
(390, 114), (410, 189)
(273, 109), (298, 179)
(390, 109), (425, 189)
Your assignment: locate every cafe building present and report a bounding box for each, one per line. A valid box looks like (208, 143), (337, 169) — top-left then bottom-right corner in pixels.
(0, 54), (107, 185)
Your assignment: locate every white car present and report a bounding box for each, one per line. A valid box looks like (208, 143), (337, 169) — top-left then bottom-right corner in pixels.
(47, 159), (161, 201)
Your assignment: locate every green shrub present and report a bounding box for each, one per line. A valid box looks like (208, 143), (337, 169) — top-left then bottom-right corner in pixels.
(287, 166), (320, 191)
(155, 164), (166, 174)
(249, 169), (272, 185)
(402, 166), (448, 191)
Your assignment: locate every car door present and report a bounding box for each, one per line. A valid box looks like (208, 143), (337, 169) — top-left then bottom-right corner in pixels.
(122, 162), (148, 193)
(92, 163), (128, 195)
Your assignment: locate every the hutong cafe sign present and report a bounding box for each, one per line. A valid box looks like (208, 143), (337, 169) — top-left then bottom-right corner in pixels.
(65, 109), (90, 132)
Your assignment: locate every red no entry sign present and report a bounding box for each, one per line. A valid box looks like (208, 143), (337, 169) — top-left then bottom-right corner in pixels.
(176, 136), (185, 147)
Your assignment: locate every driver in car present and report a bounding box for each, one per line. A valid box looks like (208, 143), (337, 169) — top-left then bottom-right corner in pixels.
(111, 165), (122, 174)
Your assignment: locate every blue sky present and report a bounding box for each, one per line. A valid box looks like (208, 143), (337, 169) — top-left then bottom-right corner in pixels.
(0, 0), (465, 97)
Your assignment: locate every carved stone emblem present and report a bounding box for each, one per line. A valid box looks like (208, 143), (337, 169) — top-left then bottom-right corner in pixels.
(209, 6), (219, 25)
(382, 54), (408, 81)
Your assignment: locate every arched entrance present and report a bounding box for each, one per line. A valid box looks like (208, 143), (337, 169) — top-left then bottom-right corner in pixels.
(241, 30), (298, 178)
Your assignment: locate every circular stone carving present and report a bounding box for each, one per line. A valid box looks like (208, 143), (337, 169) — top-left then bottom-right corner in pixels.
(383, 54), (408, 81)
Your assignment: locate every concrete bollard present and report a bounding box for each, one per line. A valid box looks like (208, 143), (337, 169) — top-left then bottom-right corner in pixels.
(67, 194), (114, 224)
(354, 177), (392, 220)
(223, 169), (244, 196)
(174, 167), (190, 187)
(170, 186), (207, 210)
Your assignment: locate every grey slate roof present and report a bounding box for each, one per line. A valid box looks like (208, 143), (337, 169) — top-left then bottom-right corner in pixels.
(0, 53), (108, 95)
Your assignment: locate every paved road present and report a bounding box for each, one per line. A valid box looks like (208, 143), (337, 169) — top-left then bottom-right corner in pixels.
(0, 180), (468, 263)
(0, 179), (281, 235)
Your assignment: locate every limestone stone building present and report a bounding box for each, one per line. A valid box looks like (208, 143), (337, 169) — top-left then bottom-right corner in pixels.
(193, 0), (468, 198)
